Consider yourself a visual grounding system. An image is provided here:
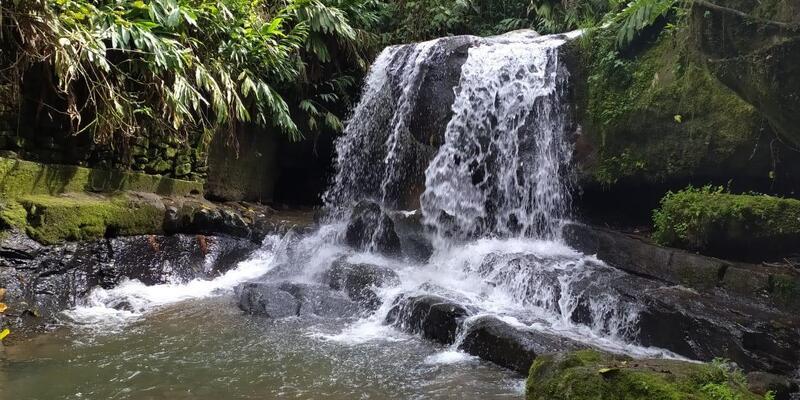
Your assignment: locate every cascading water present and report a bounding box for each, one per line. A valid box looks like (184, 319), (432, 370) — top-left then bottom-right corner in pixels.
(421, 33), (574, 241)
(309, 30), (671, 359)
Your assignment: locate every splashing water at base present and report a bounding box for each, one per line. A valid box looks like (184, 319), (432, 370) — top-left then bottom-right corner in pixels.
(62, 236), (283, 330)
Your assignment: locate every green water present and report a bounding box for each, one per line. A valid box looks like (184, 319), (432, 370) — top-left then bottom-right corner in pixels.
(1, 296), (523, 399)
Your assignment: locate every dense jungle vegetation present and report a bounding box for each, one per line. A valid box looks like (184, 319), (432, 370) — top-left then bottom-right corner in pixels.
(0, 0), (681, 152)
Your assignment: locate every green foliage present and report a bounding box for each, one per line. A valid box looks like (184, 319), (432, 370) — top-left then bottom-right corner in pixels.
(1, 0), (380, 153)
(3, 0), (308, 143)
(610, 0), (681, 48)
(530, 0), (612, 34)
(652, 186), (800, 251)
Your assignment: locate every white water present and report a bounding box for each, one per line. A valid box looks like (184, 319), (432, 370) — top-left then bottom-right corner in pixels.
(422, 33), (574, 241)
(63, 236), (283, 330)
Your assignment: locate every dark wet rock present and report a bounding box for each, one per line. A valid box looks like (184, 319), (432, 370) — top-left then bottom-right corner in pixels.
(345, 200), (401, 256)
(0, 231), (259, 337)
(237, 282), (300, 318)
(691, 0), (800, 149)
(326, 259), (400, 310)
(746, 371), (799, 400)
(389, 210), (433, 262)
(236, 281), (358, 319)
(563, 223), (800, 312)
(458, 315), (586, 374)
(635, 285), (800, 375)
(386, 294), (471, 344)
(188, 208), (251, 238)
(281, 283), (360, 318)
(163, 199), (315, 243)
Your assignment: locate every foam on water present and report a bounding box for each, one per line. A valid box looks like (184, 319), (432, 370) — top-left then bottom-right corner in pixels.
(63, 236), (283, 330)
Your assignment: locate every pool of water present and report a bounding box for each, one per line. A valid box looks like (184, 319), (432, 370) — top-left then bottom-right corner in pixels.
(1, 296), (524, 400)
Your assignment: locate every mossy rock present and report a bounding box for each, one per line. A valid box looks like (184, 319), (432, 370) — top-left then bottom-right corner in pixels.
(0, 156), (202, 198)
(653, 186), (800, 259)
(13, 193), (165, 244)
(576, 27), (800, 192)
(527, 350), (762, 400)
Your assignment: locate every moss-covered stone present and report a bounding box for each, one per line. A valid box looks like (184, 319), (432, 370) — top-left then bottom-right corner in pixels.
(527, 350), (762, 400)
(580, 29), (768, 187)
(653, 186), (800, 258)
(15, 193), (165, 244)
(0, 156), (202, 198)
(0, 200), (27, 230)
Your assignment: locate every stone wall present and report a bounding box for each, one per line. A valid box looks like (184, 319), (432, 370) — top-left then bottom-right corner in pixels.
(0, 69), (211, 182)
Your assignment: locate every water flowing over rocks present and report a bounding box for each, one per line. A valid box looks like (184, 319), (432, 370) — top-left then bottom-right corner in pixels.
(386, 294), (472, 345)
(326, 259), (400, 310)
(0, 230), (259, 337)
(237, 282), (359, 319)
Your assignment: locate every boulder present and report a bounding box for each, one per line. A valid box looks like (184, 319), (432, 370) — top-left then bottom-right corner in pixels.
(237, 282), (299, 319)
(563, 222), (800, 312)
(236, 281), (359, 319)
(458, 315), (586, 374)
(389, 210), (434, 262)
(385, 294), (471, 344)
(345, 200), (402, 256)
(633, 285), (800, 375)
(746, 371), (799, 400)
(326, 259), (400, 310)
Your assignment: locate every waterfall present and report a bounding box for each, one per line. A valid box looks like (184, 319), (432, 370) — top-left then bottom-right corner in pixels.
(421, 33), (574, 242)
(323, 39), (451, 214)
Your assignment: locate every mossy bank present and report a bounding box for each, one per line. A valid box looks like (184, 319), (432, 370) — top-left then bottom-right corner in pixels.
(570, 0), (800, 226)
(653, 186), (800, 259)
(527, 350), (765, 400)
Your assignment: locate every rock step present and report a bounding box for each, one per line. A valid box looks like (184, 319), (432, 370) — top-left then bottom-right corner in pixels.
(564, 223), (800, 313)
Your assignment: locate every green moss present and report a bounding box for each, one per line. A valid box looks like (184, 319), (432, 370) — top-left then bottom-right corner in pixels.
(0, 156), (202, 199)
(17, 193), (164, 244)
(0, 200), (28, 230)
(652, 186), (800, 252)
(583, 29), (761, 186)
(527, 351), (761, 400)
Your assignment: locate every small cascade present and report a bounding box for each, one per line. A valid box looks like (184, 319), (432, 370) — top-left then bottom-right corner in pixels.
(323, 39), (451, 216)
(422, 33), (575, 242)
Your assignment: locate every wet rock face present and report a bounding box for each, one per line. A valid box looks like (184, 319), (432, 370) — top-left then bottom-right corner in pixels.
(459, 316), (586, 374)
(236, 282), (359, 319)
(389, 210), (434, 263)
(326, 259), (400, 310)
(634, 286), (800, 375)
(386, 294), (471, 345)
(746, 371), (799, 400)
(0, 231), (259, 336)
(691, 0), (800, 149)
(345, 200), (402, 257)
(563, 223), (800, 312)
